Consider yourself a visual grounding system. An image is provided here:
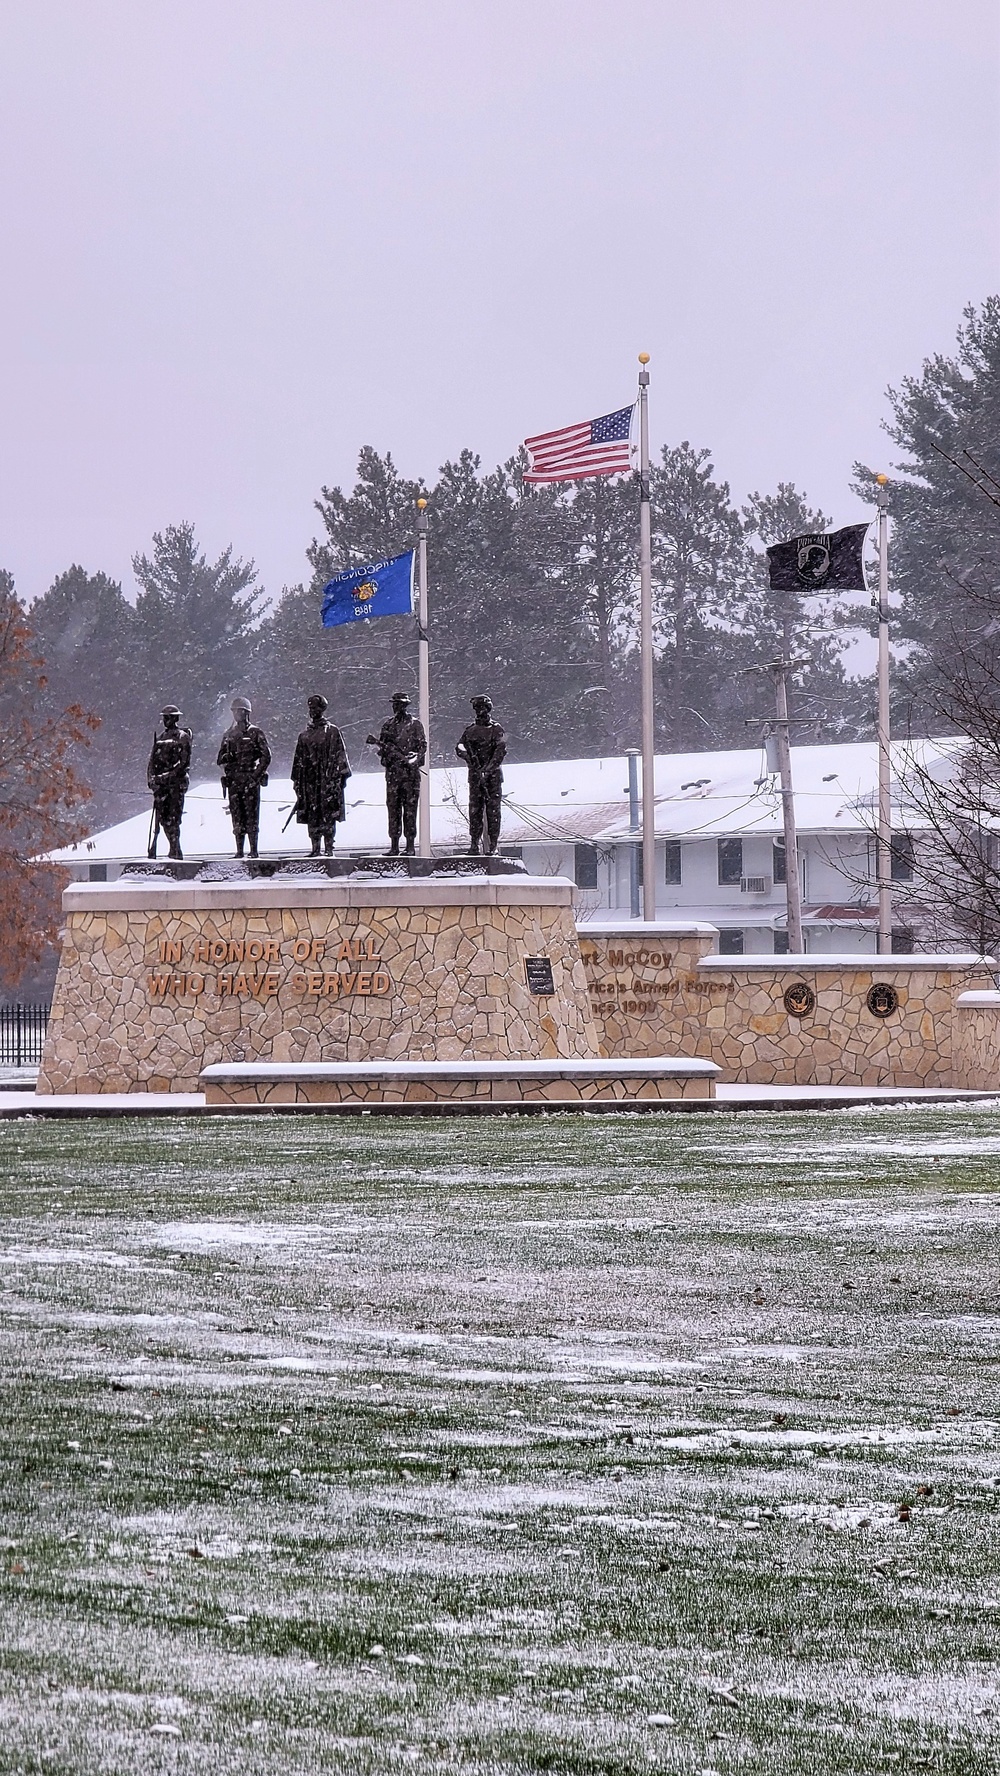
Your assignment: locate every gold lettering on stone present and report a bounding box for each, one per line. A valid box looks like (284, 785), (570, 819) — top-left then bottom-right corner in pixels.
(146, 972), (205, 997)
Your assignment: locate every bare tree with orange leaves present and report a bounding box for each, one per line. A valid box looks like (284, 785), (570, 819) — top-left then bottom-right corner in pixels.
(0, 571), (98, 990)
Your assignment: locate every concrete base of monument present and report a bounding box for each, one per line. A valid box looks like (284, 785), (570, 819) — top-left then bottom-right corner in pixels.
(108, 853), (530, 882)
(199, 1056), (720, 1107)
(38, 870), (601, 1094)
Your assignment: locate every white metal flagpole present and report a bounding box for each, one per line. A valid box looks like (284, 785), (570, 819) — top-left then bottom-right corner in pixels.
(771, 661), (804, 953)
(637, 353), (656, 921)
(416, 497), (431, 856)
(875, 474), (892, 952)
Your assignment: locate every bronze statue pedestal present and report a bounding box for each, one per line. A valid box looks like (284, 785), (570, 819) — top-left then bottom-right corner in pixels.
(37, 869), (601, 1095)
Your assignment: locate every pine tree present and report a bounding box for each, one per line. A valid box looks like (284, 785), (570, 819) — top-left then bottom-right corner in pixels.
(646, 443), (755, 749)
(0, 572), (97, 989)
(853, 296), (1000, 730)
(516, 473), (639, 755)
(132, 523), (261, 758)
(430, 452), (601, 761)
(29, 566), (140, 820)
(257, 447), (609, 768)
(742, 484), (871, 742)
(257, 444), (862, 774)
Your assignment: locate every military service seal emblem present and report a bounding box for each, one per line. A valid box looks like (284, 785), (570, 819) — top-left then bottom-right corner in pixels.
(867, 981), (899, 1019)
(783, 981), (816, 1018)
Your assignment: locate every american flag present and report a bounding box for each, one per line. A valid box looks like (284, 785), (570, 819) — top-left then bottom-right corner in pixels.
(523, 403), (635, 484)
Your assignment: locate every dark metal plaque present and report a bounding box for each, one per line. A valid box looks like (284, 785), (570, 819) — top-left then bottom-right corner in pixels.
(524, 956), (555, 995)
(867, 981), (899, 1019)
(783, 981), (816, 1018)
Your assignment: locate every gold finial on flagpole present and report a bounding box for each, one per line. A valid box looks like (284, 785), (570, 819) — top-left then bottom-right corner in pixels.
(875, 473), (888, 486)
(638, 352), (650, 365)
(416, 496), (428, 509)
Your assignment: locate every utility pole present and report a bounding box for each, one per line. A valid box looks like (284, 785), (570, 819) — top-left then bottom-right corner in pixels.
(875, 474), (892, 952)
(637, 354), (656, 921)
(416, 498), (431, 857)
(770, 660), (803, 953)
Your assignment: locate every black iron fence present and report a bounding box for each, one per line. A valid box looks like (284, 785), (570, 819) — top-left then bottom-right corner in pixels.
(0, 1002), (50, 1066)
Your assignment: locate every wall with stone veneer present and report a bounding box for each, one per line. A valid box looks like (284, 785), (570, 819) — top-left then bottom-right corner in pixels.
(203, 1073), (713, 1106)
(38, 878), (599, 1094)
(578, 923), (719, 1060)
(580, 931), (997, 1087)
(953, 995), (1000, 1093)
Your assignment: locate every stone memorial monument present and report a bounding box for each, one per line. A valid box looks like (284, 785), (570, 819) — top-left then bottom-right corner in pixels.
(37, 690), (717, 1107)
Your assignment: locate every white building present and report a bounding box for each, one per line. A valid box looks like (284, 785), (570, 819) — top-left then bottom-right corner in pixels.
(54, 738), (961, 956)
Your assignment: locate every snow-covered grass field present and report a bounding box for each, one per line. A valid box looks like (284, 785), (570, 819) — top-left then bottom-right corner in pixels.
(1, 1108), (998, 1775)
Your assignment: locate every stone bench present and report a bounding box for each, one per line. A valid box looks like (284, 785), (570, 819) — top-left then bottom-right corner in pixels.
(200, 1056), (719, 1108)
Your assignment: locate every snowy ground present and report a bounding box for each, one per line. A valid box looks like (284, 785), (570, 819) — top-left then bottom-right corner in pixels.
(0, 1108), (998, 1774)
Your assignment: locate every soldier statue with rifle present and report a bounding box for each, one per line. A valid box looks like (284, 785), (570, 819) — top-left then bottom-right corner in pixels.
(455, 695), (505, 855)
(217, 696), (271, 858)
(366, 689), (427, 856)
(147, 705), (192, 860)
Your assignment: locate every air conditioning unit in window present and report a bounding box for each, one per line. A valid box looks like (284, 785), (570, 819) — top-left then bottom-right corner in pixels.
(740, 876), (770, 894)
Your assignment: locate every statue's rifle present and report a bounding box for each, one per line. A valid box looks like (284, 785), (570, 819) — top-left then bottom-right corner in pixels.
(147, 729), (161, 857)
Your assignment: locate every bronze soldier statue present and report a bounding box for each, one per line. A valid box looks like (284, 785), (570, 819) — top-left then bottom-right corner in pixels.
(366, 689), (427, 856)
(456, 695), (506, 855)
(147, 705), (192, 860)
(290, 694), (351, 855)
(217, 696), (271, 858)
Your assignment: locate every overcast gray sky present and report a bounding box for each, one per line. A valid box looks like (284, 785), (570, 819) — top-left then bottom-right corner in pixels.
(0, 0), (997, 607)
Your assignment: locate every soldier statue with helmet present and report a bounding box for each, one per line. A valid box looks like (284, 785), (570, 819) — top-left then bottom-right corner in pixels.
(455, 695), (506, 855)
(147, 704), (192, 860)
(290, 694), (352, 855)
(217, 696), (271, 858)
(366, 689), (427, 855)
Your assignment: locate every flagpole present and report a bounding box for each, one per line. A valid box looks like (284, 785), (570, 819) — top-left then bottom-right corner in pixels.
(416, 498), (431, 856)
(637, 353), (656, 921)
(875, 474), (891, 952)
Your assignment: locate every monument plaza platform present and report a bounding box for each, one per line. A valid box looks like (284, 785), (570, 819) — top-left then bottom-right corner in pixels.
(35, 866), (1000, 1106)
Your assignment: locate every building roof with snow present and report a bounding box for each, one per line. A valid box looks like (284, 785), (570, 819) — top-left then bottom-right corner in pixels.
(50, 736), (964, 865)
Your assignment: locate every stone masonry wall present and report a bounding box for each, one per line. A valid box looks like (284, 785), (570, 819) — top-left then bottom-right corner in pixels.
(953, 998), (1000, 1093)
(204, 1072), (714, 1106)
(578, 924), (719, 1059)
(581, 931), (996, 1087)
(39, 879), (598, 1094)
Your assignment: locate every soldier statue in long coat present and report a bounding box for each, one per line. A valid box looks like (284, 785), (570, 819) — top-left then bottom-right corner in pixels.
(147, 704), (192, 860)
(217, 696), (271, 858)
(366, 689), (427, 855)
(290, 694), (351, 855)
(456, 695), (506, 855)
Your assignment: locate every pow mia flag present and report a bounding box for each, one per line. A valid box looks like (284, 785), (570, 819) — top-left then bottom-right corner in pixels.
(766, 522), (870, 592)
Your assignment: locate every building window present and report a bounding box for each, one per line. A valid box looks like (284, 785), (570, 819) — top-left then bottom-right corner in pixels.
(574, 844), (599, 890)
(664, 841), (682, 885)
(891, 834), (915, 882)
(772, 839), (786, 884)
(499, 845), (523, 860)
(88, 863), (108, 882)
(891, 926), (915, 954)
(773, 929), (791, 954)
(718, 837), (743, 886)
(718, 928), (745, 954)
